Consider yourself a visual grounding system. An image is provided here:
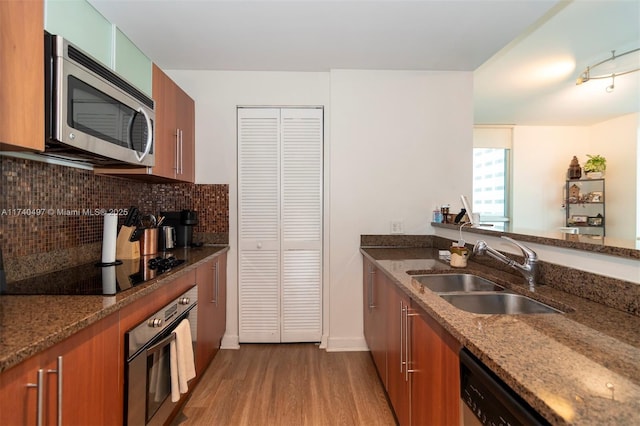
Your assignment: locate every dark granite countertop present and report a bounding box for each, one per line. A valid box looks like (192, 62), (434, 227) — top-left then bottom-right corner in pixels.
(362, 247), (640, 426)
(0, 245), (229, 373)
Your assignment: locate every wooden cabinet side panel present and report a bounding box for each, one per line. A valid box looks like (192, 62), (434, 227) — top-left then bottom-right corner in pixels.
(0, 0), (44, 151)
(214, 253), (228, 350)
(195, 259), (216, 374)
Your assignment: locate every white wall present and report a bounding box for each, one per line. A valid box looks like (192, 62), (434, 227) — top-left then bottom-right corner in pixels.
(167, 70), (331, 349)
(328, 70), (473, 350)
(512, 112), (638, 240)
(589, 113), (638, 240)
(168, 69), (473, 351)
(512, 126), (591, 232)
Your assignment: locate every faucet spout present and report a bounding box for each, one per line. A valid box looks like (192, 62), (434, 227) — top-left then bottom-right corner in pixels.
(473, 237), (539, 291)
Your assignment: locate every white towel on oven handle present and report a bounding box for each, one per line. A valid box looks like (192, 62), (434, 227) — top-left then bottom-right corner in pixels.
(170, 318), (196, 402)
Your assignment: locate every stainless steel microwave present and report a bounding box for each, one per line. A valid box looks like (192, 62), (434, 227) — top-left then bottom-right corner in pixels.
(44, 32), (155, 167)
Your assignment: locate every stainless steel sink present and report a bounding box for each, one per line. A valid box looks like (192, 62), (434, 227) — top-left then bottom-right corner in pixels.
(413, 274), (505, 293)
(438, 293), (563, 314)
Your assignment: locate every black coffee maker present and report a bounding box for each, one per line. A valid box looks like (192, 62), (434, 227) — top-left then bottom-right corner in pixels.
(160, 210), (198, 247)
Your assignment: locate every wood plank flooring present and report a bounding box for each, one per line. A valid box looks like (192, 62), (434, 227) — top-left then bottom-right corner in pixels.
(173, 343), (397, 425)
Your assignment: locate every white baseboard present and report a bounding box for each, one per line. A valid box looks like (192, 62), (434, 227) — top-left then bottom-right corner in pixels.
(324, 336), (369, 352)
(220, 333), (240, 350)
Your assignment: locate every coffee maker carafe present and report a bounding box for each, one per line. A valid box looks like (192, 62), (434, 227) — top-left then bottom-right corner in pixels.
(160, 210), (198, 247)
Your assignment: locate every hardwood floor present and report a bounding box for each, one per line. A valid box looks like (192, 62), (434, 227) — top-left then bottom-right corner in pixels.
(173, 343), (397, 425)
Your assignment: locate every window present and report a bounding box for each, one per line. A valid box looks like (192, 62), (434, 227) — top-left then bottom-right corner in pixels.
(472, 127), (512, 227)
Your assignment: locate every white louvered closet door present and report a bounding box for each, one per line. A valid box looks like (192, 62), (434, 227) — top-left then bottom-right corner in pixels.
(238, 107), (323, 343)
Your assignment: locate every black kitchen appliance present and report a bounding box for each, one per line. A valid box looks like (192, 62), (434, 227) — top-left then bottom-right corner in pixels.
(160, 210), (198, 247)
(0, 254), (184, 296)
(459, 348), (549, 425)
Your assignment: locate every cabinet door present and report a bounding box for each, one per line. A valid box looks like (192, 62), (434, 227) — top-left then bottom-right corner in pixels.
(0, 353), (42, 426)
(213, 253), (228, 349)
(152, 64), (179, 180)
(387, 283), (411, 425)
(44, 0), (112, 67)
(363, 260), (388, 387)
(411, 303), (461, 426)
(42, 312), (121, 426)
(196, 253), (228, 375)
(115, 28), (152, 96)
(176, 86), (195, 183)
(0, 0), (44, 151)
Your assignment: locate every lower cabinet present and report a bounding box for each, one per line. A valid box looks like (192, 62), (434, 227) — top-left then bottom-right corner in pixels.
(195, 252), (227, 375)
(387, 283), (411, 425)
(362, 260), (461, 425)
(0, 254), (226, 425)
(410, 300), (461, 426)
(363, 258), (388, 387)
(0, 312), (120, 426)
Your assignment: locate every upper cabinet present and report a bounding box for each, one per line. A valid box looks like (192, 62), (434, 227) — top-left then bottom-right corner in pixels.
(0, 0), (44, 151)
(151, 65), (196, 182)
(44, 0), (152, 96)
(44, 0), (112, 66)
(114, 28), (152, 95)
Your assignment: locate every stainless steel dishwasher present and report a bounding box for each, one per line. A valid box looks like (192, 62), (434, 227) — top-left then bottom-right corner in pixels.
(459, 348), (550, 426)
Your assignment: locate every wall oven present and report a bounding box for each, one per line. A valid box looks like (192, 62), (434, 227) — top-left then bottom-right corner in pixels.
(125, 286), (198, 426)
(44, 32), (155, 167)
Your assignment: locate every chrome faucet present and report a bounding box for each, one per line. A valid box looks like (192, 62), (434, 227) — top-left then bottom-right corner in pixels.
(473, 236), (539, 291)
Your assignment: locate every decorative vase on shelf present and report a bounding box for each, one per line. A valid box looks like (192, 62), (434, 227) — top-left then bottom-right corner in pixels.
(586, 171), (604, 179)
(567, 156), (582, 179)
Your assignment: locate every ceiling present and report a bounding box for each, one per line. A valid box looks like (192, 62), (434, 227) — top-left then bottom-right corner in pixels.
(89, 0), (640, 126)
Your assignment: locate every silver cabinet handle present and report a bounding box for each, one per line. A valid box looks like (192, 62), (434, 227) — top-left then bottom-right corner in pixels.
(406, 311), (418, 380)
(400, 301), (405, 374)
(47, 356), (63, 426)
(27, 369), (45, 426)
(211, 260), (219, 305)
(174, 128), (180, 172)
(368, 267), (376, 309)
(180, 129), (184, 174)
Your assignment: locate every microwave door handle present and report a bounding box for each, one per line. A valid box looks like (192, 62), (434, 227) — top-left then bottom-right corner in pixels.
(134, 106), (153, 162)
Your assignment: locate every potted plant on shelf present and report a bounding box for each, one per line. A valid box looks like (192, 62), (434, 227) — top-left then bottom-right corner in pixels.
(583, 154), (606, 178)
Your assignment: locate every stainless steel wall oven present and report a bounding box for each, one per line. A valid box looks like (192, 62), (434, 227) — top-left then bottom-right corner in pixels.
(125, 286), (197, 426)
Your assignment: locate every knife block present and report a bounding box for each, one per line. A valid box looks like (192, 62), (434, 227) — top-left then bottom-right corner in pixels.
(116, 226), (140, 260)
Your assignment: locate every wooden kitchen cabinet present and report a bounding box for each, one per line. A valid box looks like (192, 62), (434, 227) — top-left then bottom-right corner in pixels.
(0, 351), (42, 425)
(363, 259), (461, 425)
(387, 282), (411, 426)
(410, 301), (461, 426)
(363, 258), (388, 387)
(96, 65), (195, 182)
(195, 252), (227, 375)
(151, 64), (195, 182)
(0, 313), (120, 426)
(0, 0), (44, 151)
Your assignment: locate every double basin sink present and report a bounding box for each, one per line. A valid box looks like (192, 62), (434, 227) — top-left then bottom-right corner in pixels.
(413, 274), (562, 315)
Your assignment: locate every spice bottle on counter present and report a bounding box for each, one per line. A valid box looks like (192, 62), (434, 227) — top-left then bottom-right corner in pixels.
(432, 206), (443, 223)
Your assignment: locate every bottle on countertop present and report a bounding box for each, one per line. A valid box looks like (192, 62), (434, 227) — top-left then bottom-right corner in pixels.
(432, 206), (443, 223)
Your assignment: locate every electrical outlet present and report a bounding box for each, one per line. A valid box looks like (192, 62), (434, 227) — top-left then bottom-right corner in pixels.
(391, 220), (404, 234)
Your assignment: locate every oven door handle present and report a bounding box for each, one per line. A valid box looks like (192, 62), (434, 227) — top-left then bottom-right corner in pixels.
(146, 332), (176, 356)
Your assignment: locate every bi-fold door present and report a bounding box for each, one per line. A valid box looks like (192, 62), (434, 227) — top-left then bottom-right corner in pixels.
(238, 107), (323, 343)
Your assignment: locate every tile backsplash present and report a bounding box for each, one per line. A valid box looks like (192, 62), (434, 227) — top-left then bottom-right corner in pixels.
(1, 156), (228, 280)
